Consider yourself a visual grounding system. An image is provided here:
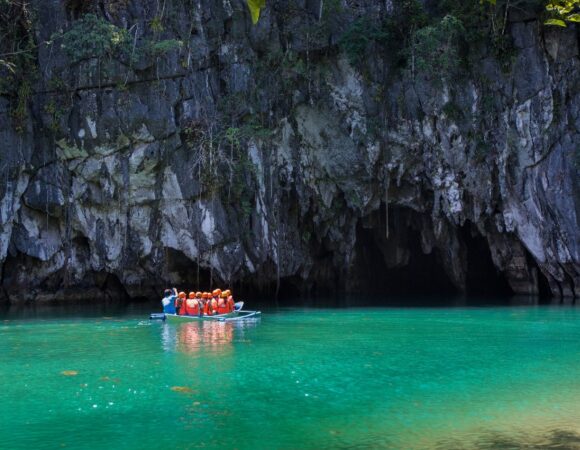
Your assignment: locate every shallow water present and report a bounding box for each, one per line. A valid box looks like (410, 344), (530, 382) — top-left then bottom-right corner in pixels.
(1, 304), (580, 449)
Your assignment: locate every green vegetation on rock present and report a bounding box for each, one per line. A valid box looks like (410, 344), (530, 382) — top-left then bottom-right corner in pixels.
(54, 14), (182, 64)
(410, 15), (465, 80)
(57, 14), (133, 64)
(0, 0), (36, 131)
(544, 0), (580, 26)
(338, 17), (389, 65)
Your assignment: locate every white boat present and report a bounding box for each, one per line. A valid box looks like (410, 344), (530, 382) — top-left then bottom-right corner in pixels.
(150, 302), (261, 322)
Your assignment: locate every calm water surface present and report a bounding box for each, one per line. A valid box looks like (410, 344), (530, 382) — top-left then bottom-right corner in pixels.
(1, 304), (580, 449)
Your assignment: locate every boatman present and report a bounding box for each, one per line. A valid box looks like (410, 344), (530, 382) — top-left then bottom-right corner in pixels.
(161, 288), (178, 314)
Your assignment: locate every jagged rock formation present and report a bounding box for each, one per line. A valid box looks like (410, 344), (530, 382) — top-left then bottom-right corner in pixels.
(0, 0), (578, 303)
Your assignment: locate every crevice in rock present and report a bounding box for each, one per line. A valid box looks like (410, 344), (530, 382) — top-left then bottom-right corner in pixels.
(558, 262), (577, 302)
(537, 264), (554, 303)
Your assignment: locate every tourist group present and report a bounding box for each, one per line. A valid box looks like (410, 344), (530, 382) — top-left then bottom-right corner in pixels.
(161, 288), (235, 316)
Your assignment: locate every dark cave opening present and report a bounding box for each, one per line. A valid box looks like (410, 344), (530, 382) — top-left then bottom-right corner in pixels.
(348, 214), (458, 305)
(537, 271), (553, 303)
(341, 208), (518, 306)
(234, 206), (535, 307)
(163, 248), (213, 291)
(231, 274), (303, 305)
(460, 223), (514, 298)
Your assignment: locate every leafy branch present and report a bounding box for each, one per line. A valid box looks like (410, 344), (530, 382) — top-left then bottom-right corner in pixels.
(543, 0), (580, 26)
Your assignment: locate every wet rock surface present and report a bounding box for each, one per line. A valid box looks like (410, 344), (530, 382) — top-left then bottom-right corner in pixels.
(0, 0), (578, 303)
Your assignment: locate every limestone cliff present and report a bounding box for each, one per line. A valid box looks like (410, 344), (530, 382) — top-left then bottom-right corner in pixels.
(0, 0), (578, 303)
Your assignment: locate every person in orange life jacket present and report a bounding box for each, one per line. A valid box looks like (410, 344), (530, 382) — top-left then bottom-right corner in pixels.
(217, 291), (228, 314)
(179, 292), (188, 316)
(207, 292), (215, 315)
(209, 289), (220, 315)
(184, 292), (200, 316)
(180, 292), (192, 315)
(194, 292), (203, 315)
(225, 289), (235, 312)
(161, 288), (178, 314)
(176, 291), (186, 315)
(205, 291), (214, 316)
(202, 292), (211, 315)
(207, 292), (216, 315)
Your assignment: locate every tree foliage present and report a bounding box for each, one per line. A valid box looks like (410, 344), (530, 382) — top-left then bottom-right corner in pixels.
(246, 0), (578, 31)
(52, 13), (182, 65)
(411, 15), (465, 79)
(482, 0), (580, 26)
(0, 0), (36, 130)
(543, 0), (580, 26)
(0, 0), (34, 77)
(338, 17), (388, 64)
(57, 13), (133, 63)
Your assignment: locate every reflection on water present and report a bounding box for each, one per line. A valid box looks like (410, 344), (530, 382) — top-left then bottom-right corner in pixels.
(162, 319), (260, 354)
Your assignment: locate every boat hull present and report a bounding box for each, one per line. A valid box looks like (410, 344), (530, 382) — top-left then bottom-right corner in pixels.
(152, 310), (261, 322)
(165, 312), (236, 322)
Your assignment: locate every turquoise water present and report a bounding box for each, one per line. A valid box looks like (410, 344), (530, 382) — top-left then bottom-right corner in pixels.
(2, 305), (580, 449)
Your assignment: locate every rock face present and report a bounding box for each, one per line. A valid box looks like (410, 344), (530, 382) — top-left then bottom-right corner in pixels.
(0, 0), (578, 303)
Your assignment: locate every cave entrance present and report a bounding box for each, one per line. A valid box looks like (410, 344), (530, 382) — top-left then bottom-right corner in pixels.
(347, 208), (518, 306)
(347, 207), (458, 306)
(536, 267), (553, 304)
(163, 248), (213, 291)
(231, 273), (304, 306)
(460, 224), (514, 299)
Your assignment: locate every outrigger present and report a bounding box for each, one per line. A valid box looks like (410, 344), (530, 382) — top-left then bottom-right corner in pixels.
(150, 302), (261, 322)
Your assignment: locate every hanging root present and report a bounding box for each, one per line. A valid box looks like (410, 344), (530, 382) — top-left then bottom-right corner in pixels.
(385, 176), (390, 239)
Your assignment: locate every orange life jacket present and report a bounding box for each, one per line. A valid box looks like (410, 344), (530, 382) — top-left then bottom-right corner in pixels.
(217, 298), (228, 314)
(227, 296), (235, 312)
(176, 298), (185, 315)
(185, 299), (200, 315)
(208, 298), (218, 315)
